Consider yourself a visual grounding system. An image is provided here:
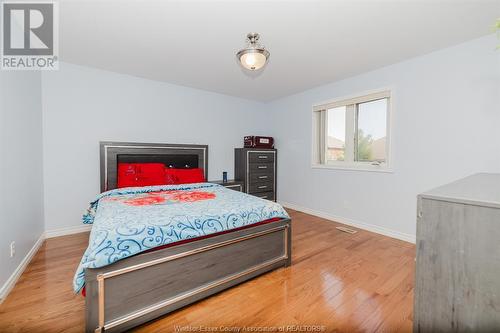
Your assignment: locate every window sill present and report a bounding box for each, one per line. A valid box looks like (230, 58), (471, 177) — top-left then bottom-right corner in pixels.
(311, 164), (394, 173)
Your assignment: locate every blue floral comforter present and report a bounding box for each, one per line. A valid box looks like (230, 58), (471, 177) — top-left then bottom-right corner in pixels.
(73, 183), (289, 292)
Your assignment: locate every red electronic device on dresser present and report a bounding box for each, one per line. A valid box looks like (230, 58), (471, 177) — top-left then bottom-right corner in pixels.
(244, 136), (274, 149)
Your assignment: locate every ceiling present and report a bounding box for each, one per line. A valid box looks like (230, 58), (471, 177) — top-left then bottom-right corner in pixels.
(60, 0), (500, 101)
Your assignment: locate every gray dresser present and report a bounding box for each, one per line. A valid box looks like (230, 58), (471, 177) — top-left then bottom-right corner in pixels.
(234, 148), (276, 201)
(414, 173), (500, 332)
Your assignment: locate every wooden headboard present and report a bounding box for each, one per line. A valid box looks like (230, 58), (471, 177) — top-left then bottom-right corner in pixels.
(100, 141), (208, 192)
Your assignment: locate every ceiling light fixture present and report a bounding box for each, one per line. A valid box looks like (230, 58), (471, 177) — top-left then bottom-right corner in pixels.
(236, 33), (270, 71)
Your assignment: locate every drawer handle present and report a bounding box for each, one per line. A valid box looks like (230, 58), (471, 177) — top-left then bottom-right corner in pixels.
(258, 185), (267, 189)
(258, 156), (268, 159)
(258, 176), (268, 179)
(257, 166), (268, 169)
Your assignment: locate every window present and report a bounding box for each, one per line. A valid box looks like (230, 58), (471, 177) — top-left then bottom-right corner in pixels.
(312, 90), (391, 171)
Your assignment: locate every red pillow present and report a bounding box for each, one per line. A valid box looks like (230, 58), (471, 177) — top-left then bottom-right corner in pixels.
(164, 168), (179, 185)
(117, 163), (166, 188)
(164, 168), (205, 184)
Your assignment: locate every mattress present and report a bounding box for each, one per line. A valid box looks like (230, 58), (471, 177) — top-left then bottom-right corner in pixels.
(73, 182), (289, 292)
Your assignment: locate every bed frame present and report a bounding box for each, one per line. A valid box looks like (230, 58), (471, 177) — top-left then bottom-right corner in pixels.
(85, 142), (292, 333)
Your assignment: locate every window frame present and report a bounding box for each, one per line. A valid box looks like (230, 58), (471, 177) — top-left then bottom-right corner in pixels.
(311, 89), (393, 173)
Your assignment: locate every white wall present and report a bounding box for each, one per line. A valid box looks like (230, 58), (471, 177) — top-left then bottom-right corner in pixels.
(42, 63), (267, 231)
(41, 35), (500, 241)
(0, 33), (496, 303)
(266, 35), (500, 241)
(0, 71), (44, 296)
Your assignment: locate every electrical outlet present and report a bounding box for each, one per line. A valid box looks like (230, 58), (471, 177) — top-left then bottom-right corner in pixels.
(343, 200), (350, 209)
(10, 241), (15, 258)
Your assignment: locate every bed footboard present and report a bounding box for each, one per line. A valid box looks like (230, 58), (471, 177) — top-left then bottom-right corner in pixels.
(85, 218), (291, 333)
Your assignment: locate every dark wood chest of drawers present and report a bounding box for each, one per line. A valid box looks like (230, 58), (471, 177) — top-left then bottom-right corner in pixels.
(234, 148), (276, 201)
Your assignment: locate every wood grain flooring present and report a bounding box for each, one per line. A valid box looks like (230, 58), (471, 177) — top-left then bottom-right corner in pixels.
(0, 209), (415, 333)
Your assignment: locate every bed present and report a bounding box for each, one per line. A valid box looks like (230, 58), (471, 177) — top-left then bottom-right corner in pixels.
(79, 142), (292, 333)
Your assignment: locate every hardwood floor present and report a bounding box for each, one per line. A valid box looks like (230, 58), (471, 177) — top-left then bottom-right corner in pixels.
(0, 209), (415, 333)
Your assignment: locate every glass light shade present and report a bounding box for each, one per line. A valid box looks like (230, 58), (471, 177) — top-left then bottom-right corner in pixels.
(238, 50), (268, 70)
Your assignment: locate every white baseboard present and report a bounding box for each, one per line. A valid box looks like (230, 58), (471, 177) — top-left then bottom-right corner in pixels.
(44, 224), (92, 238)
(0, 224), (92, 303)
(279, 201), (416, 244)
(0, 207), (410, 304)
(0, 233), (45, 304)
